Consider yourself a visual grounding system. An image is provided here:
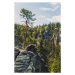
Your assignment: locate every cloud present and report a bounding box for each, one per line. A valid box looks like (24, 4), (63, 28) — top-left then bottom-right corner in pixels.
(38, 15), (45, 18)
(31, 15), (61, 27)
(46, 15), (61, 22)
(39, 7), (50, 11)
(39, 5), (59, 11)
(50, 2), (60, 6)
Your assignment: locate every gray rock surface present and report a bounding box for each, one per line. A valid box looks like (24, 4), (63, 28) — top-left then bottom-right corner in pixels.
(14, 45), (43, 73)
(14, 48), (20, 60)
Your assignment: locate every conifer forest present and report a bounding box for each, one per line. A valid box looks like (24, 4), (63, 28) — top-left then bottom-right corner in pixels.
(14, 6), (61, 73)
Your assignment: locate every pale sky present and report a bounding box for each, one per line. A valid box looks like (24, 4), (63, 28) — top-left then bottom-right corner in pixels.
(14, 2), (61, 26)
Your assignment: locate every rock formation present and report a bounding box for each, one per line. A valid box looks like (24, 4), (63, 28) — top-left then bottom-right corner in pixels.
(14, 45), (43, 73)
(14, 48), (20, 60)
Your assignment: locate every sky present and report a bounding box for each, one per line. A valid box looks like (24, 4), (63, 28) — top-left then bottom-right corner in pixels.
(14, 2), (61, 26)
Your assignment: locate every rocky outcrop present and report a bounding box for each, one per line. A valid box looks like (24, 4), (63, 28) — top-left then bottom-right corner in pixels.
(53, 30), (61, 45)
(14, 45), (43, 73)
(14, 48), (20, 60)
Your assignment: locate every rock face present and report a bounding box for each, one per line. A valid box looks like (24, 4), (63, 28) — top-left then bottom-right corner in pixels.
(43, 29), (51, 39)
(14, 45), (43, 73)
(14, 48), (20, 60)
(53, 30), (61, 45)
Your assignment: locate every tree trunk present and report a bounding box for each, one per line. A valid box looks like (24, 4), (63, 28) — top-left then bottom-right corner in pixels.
(26, 19), (28, 38)
(23, 29), (26, 48)
(23, 18), (28, 48)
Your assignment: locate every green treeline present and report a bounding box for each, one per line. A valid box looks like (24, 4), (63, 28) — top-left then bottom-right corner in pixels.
(15, 22), (61, 73)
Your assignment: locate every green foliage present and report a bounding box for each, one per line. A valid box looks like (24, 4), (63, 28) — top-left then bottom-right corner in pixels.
(20, 8), (36, 22)
(14, 22), (61, 72)
(48, 44), (61, 73)
(19, 8), (36, 48)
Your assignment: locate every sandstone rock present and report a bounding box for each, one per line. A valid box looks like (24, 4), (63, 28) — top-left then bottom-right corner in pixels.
(14, 48), (20, 60)
(15, 45), (43, 73)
